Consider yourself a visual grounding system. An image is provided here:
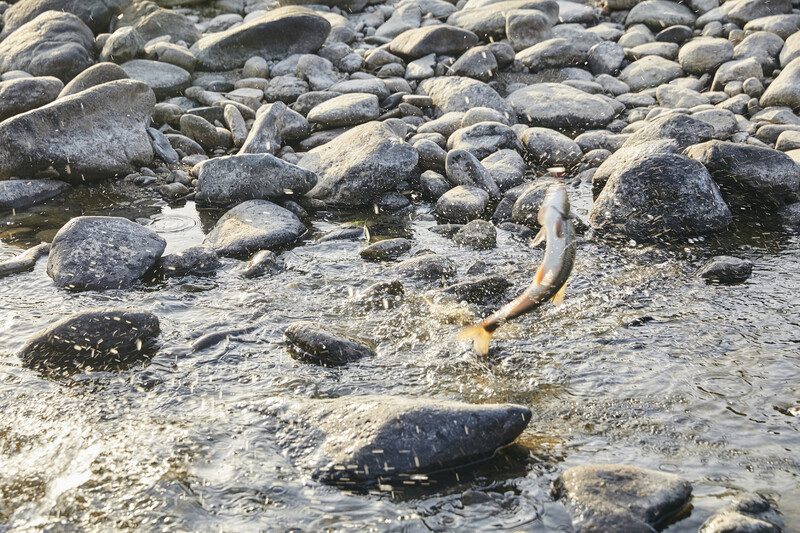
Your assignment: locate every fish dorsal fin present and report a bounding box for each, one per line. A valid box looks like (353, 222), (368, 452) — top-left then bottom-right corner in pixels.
(533, 226), (546, 246)
(551, 282), (567, 306)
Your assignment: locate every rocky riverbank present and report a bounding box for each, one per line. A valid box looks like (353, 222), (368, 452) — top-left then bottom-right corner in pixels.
(0, 0), (798, 530)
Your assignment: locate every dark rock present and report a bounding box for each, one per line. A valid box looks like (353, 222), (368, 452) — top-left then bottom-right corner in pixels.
(588, 153), (732, 242)
(360, 238), (413, 261)
(482, 149), (526, 191)
(157, 245), (220, 277)
(420, 170), (451, 200)
(191, 7), (331, 71)
(441, 275), (511, 304)
(17, 308), (160, 372)
(390, 253), (456, 280)
(699, 255), (753, 284)
(448, 122), (518, 160)
(700, 493), (784, 533)
(240, 102), (286, 155)
(100, 26), (144, 64)
(147, 127), (179, 165)
(449, 45), (498, 82)
(415, 140), (447, 173)
(622, 114), (714, 149)
(520, 127), (583, 168)
(429, 223), (465, 237)
(0, 76), (63, 121)
(778, 202), (800, 230)
(194, 154), (317, 206)
(0, 179), (69, 209)
(0, 243), (51, 278)
(306, 93), (380, 127)
(453, 219), (497, 249)
(0, 0), (119, 38)
(47, 216), (166, 290)
(445, 150), (500, 197)
(389, 25), (479, 59)
(511, 179), (555, 227)
(684, 141), (800, 207)
(591, 139), (680, 194)
(285, 321), (373, 366)
(437, 185), (490, 222)
(354, 280), (405, 310)
(0, 11), (95, 83)
(556, 464), (692, 533)
(121, 59), (191, 99)
(0, 80), (154, 182)
(203, 200), (307, 257)
(58, 62), (129, 98)
(507, 83), (616, 132)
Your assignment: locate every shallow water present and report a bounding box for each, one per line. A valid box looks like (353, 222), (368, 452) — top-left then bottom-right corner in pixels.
(0, 178), (798, 532)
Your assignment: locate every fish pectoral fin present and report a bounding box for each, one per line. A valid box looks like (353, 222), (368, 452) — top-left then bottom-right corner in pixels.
(532, 226), (546, 246)
(457, 325), (493, 356)
(551, 282), (567, 306)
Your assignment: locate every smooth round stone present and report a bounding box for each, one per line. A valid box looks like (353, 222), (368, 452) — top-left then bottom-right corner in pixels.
(626, 0), (696, 30)
(436, 185), (489, 222)
(306, 93), (379, 127)
(121, 59), (191, 99)
(360, 238), (413, 261)
(678, 37), (734, 75)
(389, 25), (479, 59)
(619, 56), (684, 91)
(507, 82), (616, 131)
(699, 255), (753, 284)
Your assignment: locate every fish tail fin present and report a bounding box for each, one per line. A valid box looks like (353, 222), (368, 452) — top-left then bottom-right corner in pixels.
(551, 282), (567, 306)
(457, 325), (494, 356)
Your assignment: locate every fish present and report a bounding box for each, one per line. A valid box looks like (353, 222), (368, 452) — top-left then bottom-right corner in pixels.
(458, 182), (576, 355)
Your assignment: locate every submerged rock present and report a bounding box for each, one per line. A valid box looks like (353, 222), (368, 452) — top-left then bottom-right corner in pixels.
(266, 395), (531, 483)
(157, 245), (220, 278)
(699, 256), (753, 284)
(360, 238), (413, 261)
(700, 493), (784, 533)
(240, 250), (284, 278)
(390, 253), (456, 280)
(285, 321), (374, 366)
(47, 216), (166, 290)
(17, 308), (160, 372)
(0, 243), (51, 278)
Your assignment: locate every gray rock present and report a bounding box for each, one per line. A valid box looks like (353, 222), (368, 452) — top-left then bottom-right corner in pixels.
(437, 185), (490, 222)
(760, 56), (800, 110)
(123, 5), (201, 45)
(626, 0), (696, 30)
(329, 78), (391, 100)
(194, 154), (317, 206)
(712, 58), (764, 92)
(445, 150), (500, 197)
(505, 8), (553, 52)
(0, 179), (69, 209)
(724, 0), (791, 26)
(157, 245), (220, 277)
(678, 37), (734, 75)
(622, 113), (714, 148)
(589, 153), (732, 242)
(285, 321), (373, 366)
(0, 11), (94, 83)
(685, 140), (800, 206)
(453, 219), (497, 248)
(0, 0), (119, 38)
(515, 38), (584, 71)
(121, 59), (190, 99)
(735, 31), (784, 71)
(0, 80), (155, 182)
(296, 54), (338, 91)
(0, 243), (51, 278)
(415, 140), (447, 172)
(482, 149), (526, 191)
(419, 111), (467, 138)
(167, 133), (204, 156)
(0, 76), (63, 122)
(405, 53), (436, 80)
(265, 75), (309, 103)
(240, 250), (284, 278)
(100, 26), (144, 64)
(353, 280), (405, 310)
(447, 0), (558, 41)
(180, 114), (221, 151)
(224, 104), (248, 148)
(449, 46), (498, 82)
(656, 85), (709, 108)
(511, 179), (554, 226)
(556, 464), (692, 533)
(588, 41), (625, 75)
(507, 83), (616, 132)
(17, 308), (160, 371)
(440, 275), (511, 304)
(306, 93), (379, 127)
(745, 14), (800, 40)
(462, 107), (511, 127)
(701, 493), (784, 533)
(619, 56), (684, 92)
(375, 4), (421, 39)
(360, 238), (413, 261)
(203, 199), (307, 257)
(390, 253), (457, 280)
(147, 127), (179, 165)
(448, 122), (518, 160)
(266, 395), (531, 483)
(699, 255), (753, 284)
(389, 25), (479, 59)
(520, 127), (583, 168)
(418, 76), (512, 116)
(191, 7), (331, 71)
(58, 62), (129, 98)
(239, 101), (286, 155)
(47, 216), (166, 290)
(301, 121), (418, 207)
(692, 108), (738, 139)
(780, 31), (800, 68)
(590, 139), (681, 194)
(420, 170), (451, 200)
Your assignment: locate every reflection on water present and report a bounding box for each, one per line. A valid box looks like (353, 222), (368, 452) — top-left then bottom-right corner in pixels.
(0, 178), (798, 531)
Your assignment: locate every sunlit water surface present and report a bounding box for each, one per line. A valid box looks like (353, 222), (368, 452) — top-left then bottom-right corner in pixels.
(0, 178), (798, 532)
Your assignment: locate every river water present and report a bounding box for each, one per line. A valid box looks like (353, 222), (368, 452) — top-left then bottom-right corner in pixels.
(0, 176), (797, 531)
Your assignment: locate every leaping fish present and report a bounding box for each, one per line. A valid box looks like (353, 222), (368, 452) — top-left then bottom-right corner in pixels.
(458, 181), (576, 355)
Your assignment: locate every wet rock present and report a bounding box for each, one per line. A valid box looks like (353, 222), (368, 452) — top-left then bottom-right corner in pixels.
(204, 200), (306, 257)
(507, 83), (616, 132)
(0, 0), (119, 39)
(157, 245), (220, 277)
(121, 59), (190, 99)
(47, 216), (166, 290)
(415, 140), (447, 173)
(701, 493), (784, 533)
(482, 149), (526, 191)
(429, 223), (465, 237)
(520, 127), (583, 168)
(699, 255), (753, 284)
(453, 219), (497, 249)
(441, 275), (511, 304)
(390, 253), (456, 280)
(437, 185), (490, 222)
(360, 238), (413, 261)
(0, 80), (154, 182)
(17, 308), (160, 372)
(285, 321), (373, 366)
(0, 243), (51, 278)
(619, 56), (684, 92)
(191, 7), (331, 71)
(760, 57), (800, 110)
(0, 11), (94, 83)
(194, 154), (316, 206)
(448, 122), (518, 160)
(354, 280), (405, 310)
(301, 121), (418, 207)
(678, 37), (734, 75)
(0, 179), (69, 210)
(240, 250), (284, 278)
(417, 76), (512, 116)
(511, 179), (554, 226)
(0, 76), (63, 122)
(556, 464), (692, 533)
(420, 170), (451, 200)
(389, 25), (479, 59)
(266, 395), (531, 483)
(685, 141), (800, 207)
(591, 139), (680, 194)
(306, 93), (380, 128)
(588, 153), (732, 242)
(58, 62), (129, 98)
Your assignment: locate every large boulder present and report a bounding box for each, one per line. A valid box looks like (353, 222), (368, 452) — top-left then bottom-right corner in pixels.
(300, 121), (418, 207)
(0, 11), (95, 83)
(417, 76), (513, 117)
(0, 76), (63, 122)
(17, 308), (160, 372)
(588, 153), (732, 242)
(191, 7), (331, 71)
(0, 0), (121, 39)
(203, 200), (307, 256)
(685, 141), (800, 206)
(194, 154), (318, 206)
(47, 216), (166, 290)
(507, 83), (616, 132)
(0, 80), (155, 182)
(264, 395), (532, 483)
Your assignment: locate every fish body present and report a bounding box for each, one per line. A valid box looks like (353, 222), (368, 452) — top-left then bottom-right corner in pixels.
(458, 182), (576, 355)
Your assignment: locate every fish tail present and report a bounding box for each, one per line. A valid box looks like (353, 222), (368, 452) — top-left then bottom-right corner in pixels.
(457, 324), (494, 356)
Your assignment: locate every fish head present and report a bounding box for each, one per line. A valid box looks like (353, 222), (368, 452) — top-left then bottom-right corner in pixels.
(537, 182), (570, 227)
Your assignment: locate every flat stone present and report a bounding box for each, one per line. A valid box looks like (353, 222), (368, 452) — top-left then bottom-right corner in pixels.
(0, 76), (63, 122)
(17, 308), (160, 372)
(507, 83), (616, 132)
(47, 216), (166, 290)
(121, 59), (191, 99)
(285, 321), (373, 366)
(699, 255), (753, 284)
(515, 38), (585, 71)
(626, 0), (696, 30)
(389, 25), (479, 59)
(306, 93), (379, 127)
(0, 179), (69, 209)
(203, 199), (307, 257)
(58, 62), (129, 98)
(390, 253), (457, 280)
(619, 55), (684, 92)
(360, 238), (413, 261)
